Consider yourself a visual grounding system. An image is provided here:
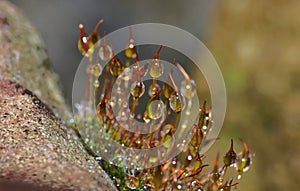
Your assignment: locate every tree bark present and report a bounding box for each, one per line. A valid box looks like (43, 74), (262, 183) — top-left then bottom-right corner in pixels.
(0, 1), (116, 190)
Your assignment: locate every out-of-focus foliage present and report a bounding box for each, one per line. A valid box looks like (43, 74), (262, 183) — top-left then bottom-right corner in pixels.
(209, 0), (300, 190)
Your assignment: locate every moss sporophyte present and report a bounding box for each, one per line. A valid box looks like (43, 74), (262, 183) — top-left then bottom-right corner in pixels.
(73, 19), (253, 191)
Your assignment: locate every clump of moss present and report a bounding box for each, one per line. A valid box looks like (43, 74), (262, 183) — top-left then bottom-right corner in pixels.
(73, 20), (253, 191)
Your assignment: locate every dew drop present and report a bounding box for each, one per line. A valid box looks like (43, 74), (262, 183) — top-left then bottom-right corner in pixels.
(180, 79), (196, 99)
(99, 45), (113, 62)
(96, 100), (111, 118)
(149, 59), (164, 78)
(146, 99), (165, 120)
(130, 81), (145, 99)
(78, 24), (89, 55)
(148, 83), (161, 96)
(125, 42), (137, 59)
(93, 63), (102, 77)
(119, 68), (131, 81)
(110, 57), (124, 77)
(169, 92), (185, 113)
(86, 64), (93, 74)
(143, 114), (151, 123)
(94, 79), (100, 88)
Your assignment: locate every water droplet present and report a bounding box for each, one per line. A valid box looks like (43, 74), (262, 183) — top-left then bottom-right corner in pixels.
(86, 64), (93, 74)
(169, 92), (185, 113)
(234, 139), (252, 175)
(146, 99), (165, 120)
(181, 79), (196, 99)
(94, 79), (100, 88)
(130, 81), (145, 98)
(110, 57), (124, 77)
(99, 45), (113, 62)
(149, 59), (164, 78)
(149, 157), (158, 163)
(148, 83), (161, 96)
(143, 113), (151, 123)
(93, 63), (102, 77)
(125, 42), (137, 59)
(119, 68), (131, 81)
(96, 99), (111, 118)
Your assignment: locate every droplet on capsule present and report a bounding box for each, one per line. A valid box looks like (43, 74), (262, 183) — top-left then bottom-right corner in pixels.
(98, 31), (113, 62)
(130, 81), (145, 99)
(78, 24), (89, 56)
(149, 59), (164, 78)
(110, 56), (124, 77)
(148, 83), (161, 97)
(169, 91), (185, 113)
(149, 46), (164, 78)
(234, 139), (252, 178)
(125, 28), (137, 59)
(146, 99), (165, 120)
(94, 79), (100, 88)
(125, 39), (137, 59)
(93, 63), (102, 77)
(99, 45), (113, 62)
(181, 79), (196, 99)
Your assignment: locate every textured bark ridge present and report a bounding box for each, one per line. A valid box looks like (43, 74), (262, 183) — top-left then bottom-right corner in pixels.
(0, 1), (116, 190)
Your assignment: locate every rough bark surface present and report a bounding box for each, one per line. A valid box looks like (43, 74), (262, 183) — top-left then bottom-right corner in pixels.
(0, 1), (116, 190)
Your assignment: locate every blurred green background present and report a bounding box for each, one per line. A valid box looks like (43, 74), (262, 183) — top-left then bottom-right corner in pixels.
(10, 0), (300, 190)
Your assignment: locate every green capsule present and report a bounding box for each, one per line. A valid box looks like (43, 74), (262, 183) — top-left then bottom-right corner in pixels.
(148, 83), (161, 97)
(93, 63), (102, 77)
(125, 42), (137, 59)
(110, 57), (124, 77)
(99, 45), (113, 62)
(149, 59), (164, 78)
(96, 94), (110, 118)
(190, 125), (203, 148)
(234, 139), (252, 179)
(78, 24), (89, 55)
(97, 101), (109, 117)
(162, 83), (174, 99)
(194, 153), (203, 171)
(163, 133), (173, 148)
(146, 99), (165, 120)
(169, 92), (185, 113)
(180, 79), (196, 99)
(149, 45), (164, 78)
(130, 81), (145, 99)
(223, 139), (237, 166)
